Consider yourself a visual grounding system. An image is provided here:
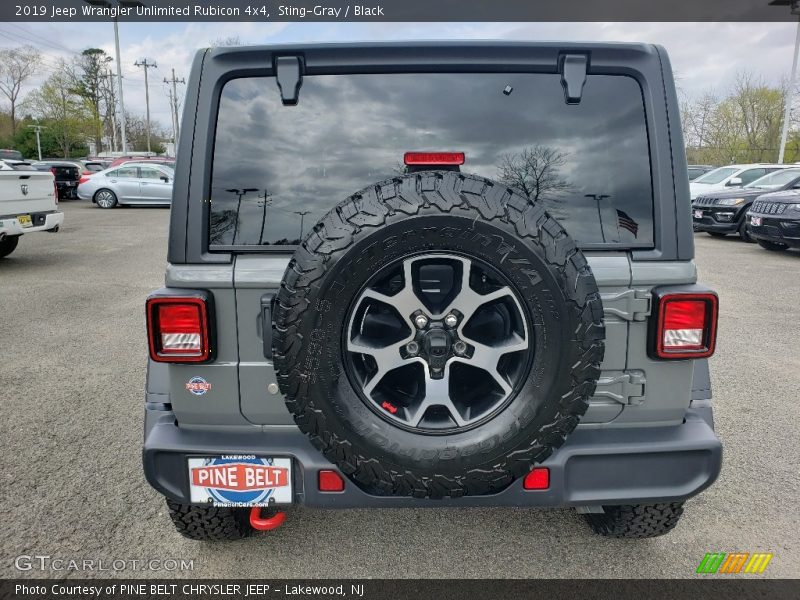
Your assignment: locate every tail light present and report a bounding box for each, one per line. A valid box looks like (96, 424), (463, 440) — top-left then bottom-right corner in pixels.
(50, 167), (57, 176)
(523, 468), (550, 490)
(146, 294), (213, 362)
(53, 179), (58, 205)
(318, 470), (345, 492)
(404, 151), (465, 166)
(79, 175), (91, 185)
(650, 291), (718, 359)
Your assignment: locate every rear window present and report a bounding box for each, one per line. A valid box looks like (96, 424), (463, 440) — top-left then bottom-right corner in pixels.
(209, 72), (654, 248)
(51, 166), (79, 179)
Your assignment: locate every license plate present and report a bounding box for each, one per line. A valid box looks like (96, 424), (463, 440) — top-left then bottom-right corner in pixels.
(17, 215), (32, 228)
(751, 216), (762, 227)
(693, 210), (703, 219)
(188, 456), (292, 506)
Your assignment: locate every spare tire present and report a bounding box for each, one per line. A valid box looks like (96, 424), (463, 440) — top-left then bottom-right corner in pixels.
(273, 172), (604, 498)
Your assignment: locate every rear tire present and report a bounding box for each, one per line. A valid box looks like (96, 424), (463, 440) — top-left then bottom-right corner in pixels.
(94, 189), (118, 208)
(584, 502), (685, 538)
(166, 499), (252, 541)
(0, 235), (20, 258)
(756, 239), (789, 252)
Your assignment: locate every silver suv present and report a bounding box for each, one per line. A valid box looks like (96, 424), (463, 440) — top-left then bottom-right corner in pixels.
(143, 42), (721, 541)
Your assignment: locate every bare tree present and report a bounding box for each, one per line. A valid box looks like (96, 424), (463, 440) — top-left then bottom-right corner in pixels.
(680, 72), (786, 165)
(497, 145), (571, 201)
(732, 73), (784, 163)
(0, 46), (41, 136)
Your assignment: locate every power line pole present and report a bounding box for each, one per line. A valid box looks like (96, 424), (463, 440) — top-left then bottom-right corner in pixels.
(258, 189), (273, 245)
(113, 18), (128, 154)
(99, 69), (118, 152)
(779, 17), (800, 163)
(27, 124), (45, 161)
(163, 68), (185, 145)
(134, 58), (157, 153)
(166, 86), (176, 154)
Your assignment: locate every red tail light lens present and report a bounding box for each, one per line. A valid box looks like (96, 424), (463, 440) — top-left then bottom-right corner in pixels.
(318, 470), (345, 492)
(404, 151), (465, 166)
(79, 175), (90, 185)
(653, 293), (718, 359)
(146, 296), (211, 362)
(523, 468), (550, 490)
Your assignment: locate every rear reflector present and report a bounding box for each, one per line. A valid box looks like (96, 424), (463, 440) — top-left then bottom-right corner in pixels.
(523, 468), (550, 490)
(146, 296), (211, 362)
(404, 151), (465, 166)
(653, 293), (718, 359)
(318, 470), (345, 492)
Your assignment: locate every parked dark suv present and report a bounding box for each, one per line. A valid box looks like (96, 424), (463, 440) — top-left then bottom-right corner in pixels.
(747, 189), (800, 251)
(143, 42), (721, 541)
(693, 167), (800, 241)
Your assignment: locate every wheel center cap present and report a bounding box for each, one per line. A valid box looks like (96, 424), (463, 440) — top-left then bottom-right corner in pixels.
(423, 327), (452, 375)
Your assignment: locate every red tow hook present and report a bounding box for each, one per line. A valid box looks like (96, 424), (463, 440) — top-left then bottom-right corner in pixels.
(249, 506), (287, 531)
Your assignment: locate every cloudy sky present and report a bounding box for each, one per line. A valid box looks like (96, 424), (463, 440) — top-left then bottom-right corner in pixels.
(0, 21), (797, 131)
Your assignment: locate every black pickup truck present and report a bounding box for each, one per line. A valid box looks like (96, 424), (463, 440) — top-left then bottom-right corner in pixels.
(33, 161), (82, 200)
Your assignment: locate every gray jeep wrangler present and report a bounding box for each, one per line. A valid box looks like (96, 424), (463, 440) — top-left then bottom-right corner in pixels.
(143, 42), (721, 540)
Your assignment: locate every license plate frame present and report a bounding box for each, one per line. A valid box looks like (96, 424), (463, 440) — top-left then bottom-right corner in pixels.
(17, 214), (32, 228)
(751, 216), (762, 227)
(693, 209), (703, 219)
(187, 456), (293, 506)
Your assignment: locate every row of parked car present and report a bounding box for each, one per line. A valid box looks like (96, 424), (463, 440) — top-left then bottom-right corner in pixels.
(8, 154), (176, 207)
(690, 163), (800, 252)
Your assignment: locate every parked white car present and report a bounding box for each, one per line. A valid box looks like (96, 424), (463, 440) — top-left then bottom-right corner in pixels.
(689, 164), (790, 200)
(0, 160), (63, 258)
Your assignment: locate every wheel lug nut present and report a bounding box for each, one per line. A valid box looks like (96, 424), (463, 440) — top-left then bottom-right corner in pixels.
(405, 341), (420, 356)
(453, 341), (468, 356)
(444, 313), (458, 328)
(414, 315), (429, 329)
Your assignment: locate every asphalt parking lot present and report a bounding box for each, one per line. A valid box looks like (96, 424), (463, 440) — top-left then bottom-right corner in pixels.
(1, 200), (799, 579)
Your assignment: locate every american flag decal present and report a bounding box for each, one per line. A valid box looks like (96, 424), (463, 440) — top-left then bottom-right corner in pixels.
(616, 209), (639, 238)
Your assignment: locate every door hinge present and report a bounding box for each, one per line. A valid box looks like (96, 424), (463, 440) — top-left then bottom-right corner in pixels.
(601, 289), (651, 322)
(592, 371), (646, 406)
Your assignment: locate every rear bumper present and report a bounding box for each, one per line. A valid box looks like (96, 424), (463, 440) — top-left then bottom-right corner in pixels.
(56, 183), (79, 199)
(0, 211), (63, 236)
(143, 403), (722, 508)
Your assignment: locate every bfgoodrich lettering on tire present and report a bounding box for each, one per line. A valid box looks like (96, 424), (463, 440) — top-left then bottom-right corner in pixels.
(273, 172), (605, 498)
